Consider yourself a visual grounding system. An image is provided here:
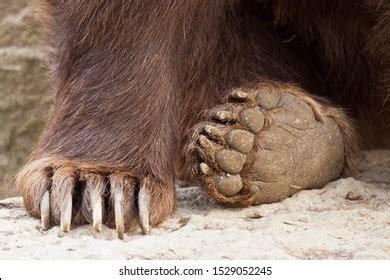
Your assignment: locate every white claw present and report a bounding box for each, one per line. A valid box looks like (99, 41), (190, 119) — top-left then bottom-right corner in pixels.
(60, 193), (72, 232)
(138, 180), (151, 235)
(92, 194), (102, 233)
(214, 111), (233, 122)
(200, 163), (211, 175)
(113, 187), (125, 239)
(231, 90), (248, 99)
(40, 190), (50, 230)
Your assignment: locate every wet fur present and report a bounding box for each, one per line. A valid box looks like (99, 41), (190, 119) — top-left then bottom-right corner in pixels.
(17, 0), (390, 224)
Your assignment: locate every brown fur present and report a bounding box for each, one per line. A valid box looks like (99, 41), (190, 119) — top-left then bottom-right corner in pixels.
(16, 0), (390, 227)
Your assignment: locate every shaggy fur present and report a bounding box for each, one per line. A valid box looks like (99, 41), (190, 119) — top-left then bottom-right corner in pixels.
(16, 0), (390, 228)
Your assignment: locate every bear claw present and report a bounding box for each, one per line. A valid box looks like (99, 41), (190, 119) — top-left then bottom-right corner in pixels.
(138, 180), (151, 235)
(17, 158), (168, 240)
(40, 190), (50, 230)
(60, 192), (72, 233)
(92, 194), (103, 233)
(111, 180), (125, 239)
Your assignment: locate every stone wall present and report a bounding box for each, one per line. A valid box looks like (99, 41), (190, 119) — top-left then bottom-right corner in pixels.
(0, 0), (51, 198)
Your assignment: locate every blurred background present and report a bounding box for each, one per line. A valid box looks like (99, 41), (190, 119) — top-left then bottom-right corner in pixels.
(0, 0), (51, 198)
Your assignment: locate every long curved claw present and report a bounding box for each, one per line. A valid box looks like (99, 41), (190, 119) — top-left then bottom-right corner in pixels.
(60, 192), (72, 232)
(82, 174), (105, 233)
(92, 194), (102, 233)
(138, 179), (150, 235)
(40, 190), (50, 230)
(113, 187), (125, 239)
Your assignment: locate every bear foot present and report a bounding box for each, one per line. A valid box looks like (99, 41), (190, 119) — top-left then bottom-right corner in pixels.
(15, 158), (175, 239)
(189, 84), (345, 206)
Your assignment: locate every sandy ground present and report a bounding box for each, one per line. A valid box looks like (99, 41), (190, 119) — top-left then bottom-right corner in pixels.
(0, 150), (389, 259)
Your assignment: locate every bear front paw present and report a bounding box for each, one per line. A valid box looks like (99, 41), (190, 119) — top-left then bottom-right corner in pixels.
(15, 158), (175, 239)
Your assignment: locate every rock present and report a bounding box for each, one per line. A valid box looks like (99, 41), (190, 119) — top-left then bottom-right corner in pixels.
(0, 0), (51, 198)
(0, 150), (389, 259)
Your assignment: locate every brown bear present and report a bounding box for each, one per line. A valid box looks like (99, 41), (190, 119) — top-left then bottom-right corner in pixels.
(15, 0), (390, 239)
